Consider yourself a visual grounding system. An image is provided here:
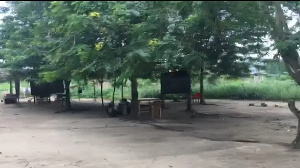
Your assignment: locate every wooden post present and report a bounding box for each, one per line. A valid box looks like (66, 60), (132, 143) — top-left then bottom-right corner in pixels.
(61, 94), (64, 107)
(199, 61), (206, 105)
(161, 94), (165, 109)
(186, 92), (192, 111)
(15, 79), (20, 103)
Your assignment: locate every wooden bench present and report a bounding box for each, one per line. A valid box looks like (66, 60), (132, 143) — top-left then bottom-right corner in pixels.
(3, 94), (18, 104)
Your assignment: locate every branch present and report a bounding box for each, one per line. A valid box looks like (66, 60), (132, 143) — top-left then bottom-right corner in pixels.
(288, 99), (300, 118)
(282, 59), (300, 85)
(61, 36), (76, 56)
(33, 35), (74, 54)
(273, 1), (290, 35)
(286, 63), (300, 74)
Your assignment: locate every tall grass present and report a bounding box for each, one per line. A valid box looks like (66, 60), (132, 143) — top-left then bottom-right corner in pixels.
(69, 76), (300, 101)
(0, 81), (30, 93)
(203, 78), (298, 101)
(1, 76), (299, 101)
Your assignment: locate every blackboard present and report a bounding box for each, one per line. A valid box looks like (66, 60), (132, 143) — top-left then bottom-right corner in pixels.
(161, 71), (191, 95)
(30, 80), (64, 97)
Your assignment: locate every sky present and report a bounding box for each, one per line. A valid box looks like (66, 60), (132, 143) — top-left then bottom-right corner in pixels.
(0, 1), (8, 20)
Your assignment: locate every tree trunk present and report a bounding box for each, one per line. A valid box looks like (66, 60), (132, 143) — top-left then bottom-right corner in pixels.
(78, 87), (81, 101)
(112, 80), (116, 103)
(288, 100), (300, 148)
(64, 80), (72, 111)
(9, 81), (12, 94)
(14, 79), (20, 103)
(280, 49), (300, 85)
(121, 80), (124, 99)
(93, 81), (96, 102)
(186, 92), (192, 111)
(200, 63), (206, 105)
(272, 1), (300, 149)
(130, 77), (139, 119)
(100, 80), (104, 107)
(186, 70), (192, 111)
(294, 117), (300, 148)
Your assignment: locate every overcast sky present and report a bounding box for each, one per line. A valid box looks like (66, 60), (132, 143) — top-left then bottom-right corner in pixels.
(0, 1), (8, 18)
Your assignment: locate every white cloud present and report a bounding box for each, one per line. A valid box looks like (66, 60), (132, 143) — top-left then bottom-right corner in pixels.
(0, 1), (9, 22)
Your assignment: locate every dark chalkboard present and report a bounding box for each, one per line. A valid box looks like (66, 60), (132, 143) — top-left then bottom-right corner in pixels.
(30, 80), (64, 97)
(161, 71), (191, 95)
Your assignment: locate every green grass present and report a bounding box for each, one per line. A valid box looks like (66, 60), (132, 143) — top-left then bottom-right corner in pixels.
(0, 81), (30, 93)
(0, 82), (11, 92)
(1, 76), (299, 101)
(68, 76), (300, 101)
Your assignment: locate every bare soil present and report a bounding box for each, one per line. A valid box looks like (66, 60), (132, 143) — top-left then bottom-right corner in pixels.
(0, 99), (300, 168)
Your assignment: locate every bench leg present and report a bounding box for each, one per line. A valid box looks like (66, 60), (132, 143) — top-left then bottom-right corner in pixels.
(138, 102), (141, 118)
(159, 108), (162, 119)
(151, 106), (154, 119)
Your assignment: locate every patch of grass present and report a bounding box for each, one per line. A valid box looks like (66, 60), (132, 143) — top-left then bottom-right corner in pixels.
(0, 81), (30, 93)
(0, 82), (11, 92)
(202, 78), (298, 101)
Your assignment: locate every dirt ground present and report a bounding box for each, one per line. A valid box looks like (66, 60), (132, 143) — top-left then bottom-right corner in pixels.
(1, 99), (300, 168)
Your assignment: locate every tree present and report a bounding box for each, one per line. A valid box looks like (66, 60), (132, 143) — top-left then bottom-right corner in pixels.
(0, 1), (51, 97)
(267, 1), (300, 149)
(165, 1), (267, 105)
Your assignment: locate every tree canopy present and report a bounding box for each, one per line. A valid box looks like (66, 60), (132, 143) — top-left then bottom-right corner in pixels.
(0, 1), (272, 82)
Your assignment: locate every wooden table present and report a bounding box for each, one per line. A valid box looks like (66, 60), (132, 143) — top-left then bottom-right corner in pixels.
(138, 98), (161, 116)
